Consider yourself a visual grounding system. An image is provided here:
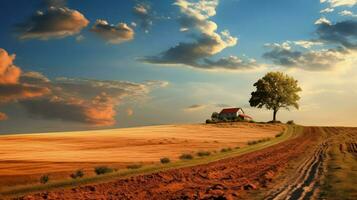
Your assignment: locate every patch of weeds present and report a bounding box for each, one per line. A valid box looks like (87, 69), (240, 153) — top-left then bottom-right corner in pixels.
(221, 147), (232, 153)
(70, 169), (84, 179)
(179, 153), (194, 160)
(247, 137), (272, 145)
(197, 151), (211, 157)
(127, 164), (142, 169)
(40, 175), (49, 184)
(275, 132), (284, 138)
(94, 166), (114, 175)
(160, 157), (171, 164)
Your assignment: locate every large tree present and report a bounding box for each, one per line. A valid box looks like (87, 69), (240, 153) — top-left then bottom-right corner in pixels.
(249, 72), (302, 121)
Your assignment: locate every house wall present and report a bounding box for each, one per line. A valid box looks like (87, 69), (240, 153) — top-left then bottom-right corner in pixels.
(219, 113), (237, 120)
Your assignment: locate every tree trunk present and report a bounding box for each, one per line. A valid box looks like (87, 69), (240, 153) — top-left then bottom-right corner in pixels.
(273, 109), (278, 122)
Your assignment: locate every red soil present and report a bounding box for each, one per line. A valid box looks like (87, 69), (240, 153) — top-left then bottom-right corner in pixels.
(19, 127), (319, 200)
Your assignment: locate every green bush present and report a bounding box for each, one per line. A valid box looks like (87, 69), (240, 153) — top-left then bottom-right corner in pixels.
(275, 132), (284, 138)
(220, 148), (232, 153)
(94, 166), (113, 175)
(40, 175), (49, 184)
(197, 151), (211, 157)
(160, 157), (171, 164)
(70, 169), (84, 179)
(179, 153), (194, 160)
(247, 137), (272, 145)
(127, 164), (142, 169)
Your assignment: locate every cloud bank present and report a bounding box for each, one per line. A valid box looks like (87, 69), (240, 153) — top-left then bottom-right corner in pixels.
(0, 48), (166, 126)
(141, 0), (260, 71)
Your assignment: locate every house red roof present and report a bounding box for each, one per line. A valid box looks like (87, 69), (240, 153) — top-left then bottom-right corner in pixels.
(220, 108), (241, 114)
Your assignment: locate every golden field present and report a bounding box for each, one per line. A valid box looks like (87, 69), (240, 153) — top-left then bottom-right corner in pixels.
(0, 123), (283, 188)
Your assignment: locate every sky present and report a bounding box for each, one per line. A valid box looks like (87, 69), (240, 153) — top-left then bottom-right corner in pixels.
(0, 0), (357, 133)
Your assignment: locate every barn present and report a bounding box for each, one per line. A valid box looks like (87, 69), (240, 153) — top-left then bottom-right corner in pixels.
(218, 108), (252, 121)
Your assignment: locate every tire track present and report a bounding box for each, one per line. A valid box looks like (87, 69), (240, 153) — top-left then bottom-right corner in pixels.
(265, 128), (328, 200)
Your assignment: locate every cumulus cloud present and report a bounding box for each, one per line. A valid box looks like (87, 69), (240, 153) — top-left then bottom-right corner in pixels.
(339, 10), (357, 17)
(316, 20), (357, 49)
(21, 93), (116, 126)
(141, 0), (259, 71)
(0, 48), (167, 126)
(315, 17), (332, 25)
(18, 75), (168, 126)
(293, 40), (323, 49)
(320, 0), (357, 7)
(90, 19), (134, 44)
(320, 7), (334, 13)
(0, 49), (50, 119)
(263, 43), (346, 71)
(17, 6), (89, 40)
(263, 18), (357, 71)
(133, 2), (153, 32)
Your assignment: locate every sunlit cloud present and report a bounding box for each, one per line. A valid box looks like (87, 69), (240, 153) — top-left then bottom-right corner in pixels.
(320, 0), (357, 8)
(90, 19), (134, 44)
(133, 2), (153, 32)
(141, 0), (260, 71)
(17, 6), (89, 40)
(315, 17), (332, 25)
(320, 7), (334, 13)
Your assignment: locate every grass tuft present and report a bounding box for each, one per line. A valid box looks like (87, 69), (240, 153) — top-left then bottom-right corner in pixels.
(160, 157), (171, 164)
(197, 151), (211, 157)
(126, 164), (142, 169)
(179, 153), (194, 160)
(94, 166), (113, 175)
(40, 175), (49, 184)
(70, 169), (84, 179)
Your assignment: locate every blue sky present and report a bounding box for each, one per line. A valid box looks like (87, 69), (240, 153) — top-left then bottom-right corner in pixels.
(0, 0), (357, 133)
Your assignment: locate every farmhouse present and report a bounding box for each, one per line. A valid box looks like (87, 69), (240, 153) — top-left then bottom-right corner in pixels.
(219, 108), (252, 121)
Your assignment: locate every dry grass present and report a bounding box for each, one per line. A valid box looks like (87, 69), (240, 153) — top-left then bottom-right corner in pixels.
(0, 123), (283, 188)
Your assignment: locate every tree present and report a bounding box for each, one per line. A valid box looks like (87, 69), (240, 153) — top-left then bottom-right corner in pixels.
(249, 72), (302, 121)
(211, 112), (219, 121)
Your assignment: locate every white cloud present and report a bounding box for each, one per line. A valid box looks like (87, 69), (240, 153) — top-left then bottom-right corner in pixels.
(320, 0), (357, 7)
(320, 7), (335, 13)
(339, 10), (357, 17)
(315, 17), (332, 25)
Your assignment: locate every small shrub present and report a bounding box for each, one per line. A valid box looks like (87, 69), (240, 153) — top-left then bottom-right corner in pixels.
(40, 175), (49, 184)
(248, 138), (272, 145)
(221, 148), (232, 153)
(286, 120), (295, 125)
(206, 119), (213, 124)
(70, 169), (84, 179)
(94, 166), (113, 175)
(160, 157), (171, 164)
(235, 146), (241, 149)
(275, 132), (284, 138)
(247, 140), (258, 145)
(127, 164), (142, 169)
(179, 153), (194, 160)
(197, 151), (211, 157)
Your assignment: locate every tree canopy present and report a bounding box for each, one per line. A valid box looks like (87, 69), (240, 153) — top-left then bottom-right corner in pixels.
(249, 72), (302, 121)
